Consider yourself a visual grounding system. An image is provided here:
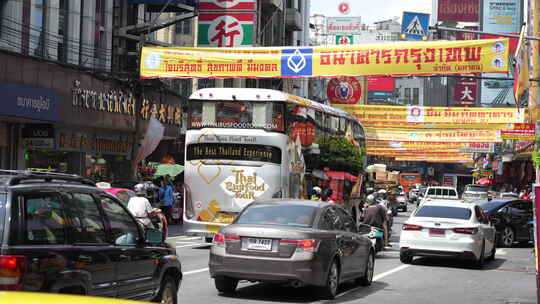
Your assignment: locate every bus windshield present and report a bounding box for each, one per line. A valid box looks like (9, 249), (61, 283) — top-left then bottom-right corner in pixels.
(189, 100), (284, 132)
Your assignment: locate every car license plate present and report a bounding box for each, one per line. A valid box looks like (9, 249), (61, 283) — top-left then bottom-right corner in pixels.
(429, 228), (445, 237)
(247, 238), (272, 251)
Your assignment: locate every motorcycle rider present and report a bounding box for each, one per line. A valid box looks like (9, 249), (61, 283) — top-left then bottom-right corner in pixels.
(362, 194), (389, 248)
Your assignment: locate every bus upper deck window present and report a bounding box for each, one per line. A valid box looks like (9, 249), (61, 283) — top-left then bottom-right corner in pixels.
(189, 102), (203, 128)
(202, 102), (216, 125)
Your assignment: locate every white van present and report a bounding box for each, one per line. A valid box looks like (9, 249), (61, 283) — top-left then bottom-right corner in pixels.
(420, 186), (460, 204)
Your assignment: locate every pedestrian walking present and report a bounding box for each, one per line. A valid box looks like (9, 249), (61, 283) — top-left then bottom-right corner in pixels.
(159, 176), (175, 224)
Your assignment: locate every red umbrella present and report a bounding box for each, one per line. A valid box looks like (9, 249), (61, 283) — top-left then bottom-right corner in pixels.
(476, 177), (493, 185)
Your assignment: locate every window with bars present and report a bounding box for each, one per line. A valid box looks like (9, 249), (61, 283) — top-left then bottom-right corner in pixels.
(412, 88), (420, 105)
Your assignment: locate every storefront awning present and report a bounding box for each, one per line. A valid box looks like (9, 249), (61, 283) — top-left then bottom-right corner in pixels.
(325, 171), (358, 182)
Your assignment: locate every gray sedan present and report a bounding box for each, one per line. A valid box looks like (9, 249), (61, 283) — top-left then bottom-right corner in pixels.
(209, 199), (374, 299)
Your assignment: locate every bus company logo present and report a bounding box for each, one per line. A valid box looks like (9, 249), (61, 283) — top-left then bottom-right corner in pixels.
(281, 48), (313, 77)
(221, 169), (267, 208)
(327, 77), (361, 104)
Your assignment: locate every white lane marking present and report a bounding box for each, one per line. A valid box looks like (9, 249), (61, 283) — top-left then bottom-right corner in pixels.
(373, 264), (410, 281)
(319, 264), (411, 302)
(170, 236), (202, 241)
(183, 267), (209, 275)
(176, 243), (210, 248)
(497, 249), (507, 256)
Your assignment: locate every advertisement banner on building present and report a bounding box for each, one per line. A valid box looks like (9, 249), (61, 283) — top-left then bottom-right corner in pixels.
(367, 140), (468, 150)
(365, 128), (502, 143)
(481, 0), (523, 106)
(501, 123), (536, 140)
(197, 12), (255, 47)
(326, 17), (362, 35)
(437, 0), (479, 22)
(454, 77), (478, 106)
(198, 0), (256, 11)
(0, 82), (60, 122)
(327, 77), (365, 104)
(333, 104), (525, 125)
(140, 39), (509, 78)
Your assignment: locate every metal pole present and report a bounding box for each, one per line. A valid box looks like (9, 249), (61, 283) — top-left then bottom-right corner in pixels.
(432, 25), (540, 41)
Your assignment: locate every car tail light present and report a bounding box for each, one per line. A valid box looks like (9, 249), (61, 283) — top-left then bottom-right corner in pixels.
(213, 233), (225, 245)
(453, 227), (478, 235)
(0, 255), (25, 290)
(213, 234), (240, 247)
(280, 239), (320, 252)
(402, 224), (423, 231)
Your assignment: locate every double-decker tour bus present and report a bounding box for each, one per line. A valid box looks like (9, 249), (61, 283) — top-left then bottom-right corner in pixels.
(183, 88), (365, 241)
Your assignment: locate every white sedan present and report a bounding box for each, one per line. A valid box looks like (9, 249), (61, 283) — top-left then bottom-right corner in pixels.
(399, 200), (496, 267)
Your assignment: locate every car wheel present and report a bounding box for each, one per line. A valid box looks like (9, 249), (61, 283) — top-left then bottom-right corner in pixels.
(214, 276), (238, 294)
(320, 260), (340, 299)
(400, 251), (413, 264)
(499, 227), (515, 247)
(475, 241), (485, 269)
(356, 250), (374, 286)
(155, 275), (177, 304)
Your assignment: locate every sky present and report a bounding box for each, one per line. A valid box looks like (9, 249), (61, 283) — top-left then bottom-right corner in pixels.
(310, 0), (433, 24)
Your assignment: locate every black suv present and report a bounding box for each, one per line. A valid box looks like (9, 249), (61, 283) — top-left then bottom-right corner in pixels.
(0, 170), (182, 303)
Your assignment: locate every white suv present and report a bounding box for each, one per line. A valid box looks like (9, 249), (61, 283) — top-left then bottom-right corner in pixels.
(420, 186), (460, 205)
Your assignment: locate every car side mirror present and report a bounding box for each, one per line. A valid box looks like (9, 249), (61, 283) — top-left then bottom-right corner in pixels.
(357, 224), (372, 235)
(145, 228), (163, 243)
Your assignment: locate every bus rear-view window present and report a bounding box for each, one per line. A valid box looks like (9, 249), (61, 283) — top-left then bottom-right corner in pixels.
(236, 204), (317, 227)
(415, 206), (471, 220)
(186, 143), (282, 164)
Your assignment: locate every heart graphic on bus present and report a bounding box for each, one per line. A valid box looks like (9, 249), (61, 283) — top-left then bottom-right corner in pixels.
(197, 164), (222, 185)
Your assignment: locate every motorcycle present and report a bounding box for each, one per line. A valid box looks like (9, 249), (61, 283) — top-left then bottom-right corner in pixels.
(368, 226), (385, 253)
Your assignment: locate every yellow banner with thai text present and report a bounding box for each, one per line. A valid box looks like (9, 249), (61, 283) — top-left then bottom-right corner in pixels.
(140, 39), (509, 78)
(333, 105), (525, 126)
(365, 128), (502, 142)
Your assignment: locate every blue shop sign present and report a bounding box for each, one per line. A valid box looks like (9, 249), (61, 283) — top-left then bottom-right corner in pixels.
(0, 82), (60, 122)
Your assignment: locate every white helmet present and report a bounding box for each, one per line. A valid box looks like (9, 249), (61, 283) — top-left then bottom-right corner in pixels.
(378, 189), (387, 194)
(134, 183), (146, 195)
(366, 194), (376, 204)
(313, 186), (322, 194)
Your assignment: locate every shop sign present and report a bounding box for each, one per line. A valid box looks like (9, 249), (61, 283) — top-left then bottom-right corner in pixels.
(327, 77), (363, 104)
(515, 140), (534, 152)
(22, 124), (55, 149)
(501, 123), (536, 140)
(459, 142), (495, 153)
(365, 128), (502, 143)
(326, 17), (362, 35)
(58, 131), (132, 155)
(0, 123), (7, 147)
(140, 98), (182, 125)
(71, 80), (136, 116)
(437, 0), (479, 22)
(0, 82), (60, 122)
(479, 169), (494, 177)
(197, 12), (255, 47)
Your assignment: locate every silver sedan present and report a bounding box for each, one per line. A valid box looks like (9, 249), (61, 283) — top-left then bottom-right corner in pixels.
(209, 199), (375, 299)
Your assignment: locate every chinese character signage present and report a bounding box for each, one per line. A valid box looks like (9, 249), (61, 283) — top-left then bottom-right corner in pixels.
(197, 12), (255, 47)
(454, 77), (478, 106)
(140, 39), (510, 78)
(437, 0), (479, 22)
(335, 35), (353, 45)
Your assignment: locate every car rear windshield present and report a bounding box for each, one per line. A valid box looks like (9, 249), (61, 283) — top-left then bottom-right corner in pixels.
(415, 205), (471, 220)
(0, 193), (5, 243)
(465, 186), (487, 192)
(236, 204), (318, 227)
